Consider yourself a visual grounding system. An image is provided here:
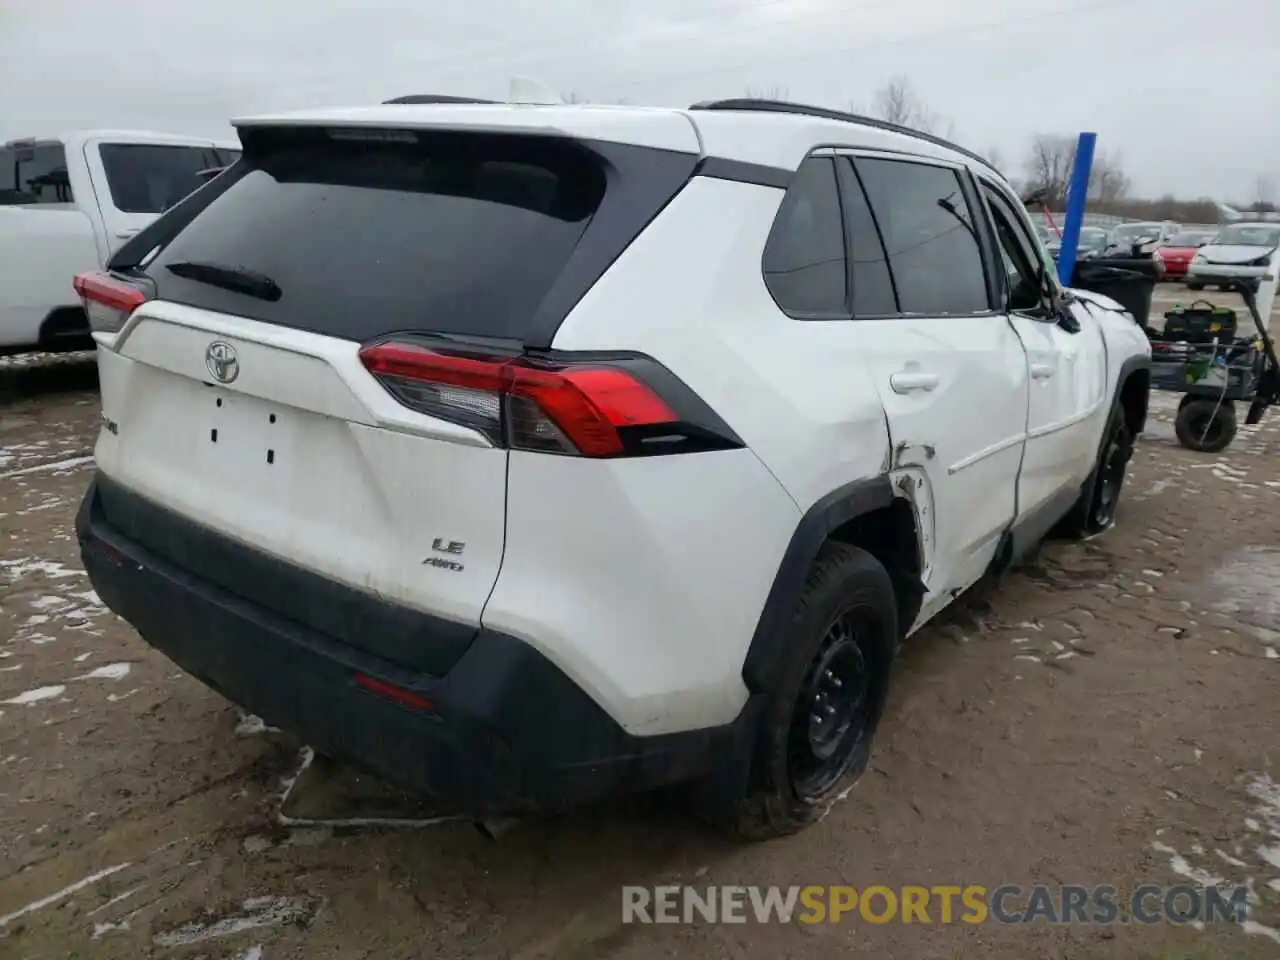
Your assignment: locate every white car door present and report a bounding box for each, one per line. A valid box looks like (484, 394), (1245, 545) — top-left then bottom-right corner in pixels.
(977, 180), (1108, 530)
(839, 153), (1029, 599)
(81, 135), (227, 255)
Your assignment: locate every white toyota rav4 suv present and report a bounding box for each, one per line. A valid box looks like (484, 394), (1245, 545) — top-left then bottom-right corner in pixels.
(75, 98), (1151, 838)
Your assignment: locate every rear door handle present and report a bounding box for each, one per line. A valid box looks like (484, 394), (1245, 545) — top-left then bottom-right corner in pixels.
(1030, 362), (1056, 379)
(889, 370), (940, 394)
(115, 230), (139, 240)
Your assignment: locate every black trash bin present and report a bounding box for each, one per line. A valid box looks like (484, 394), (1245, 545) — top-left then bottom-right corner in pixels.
(1070, 257), (1161, 328)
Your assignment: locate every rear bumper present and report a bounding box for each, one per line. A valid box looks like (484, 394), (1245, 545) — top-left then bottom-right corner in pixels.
(77, 474), (733, 815)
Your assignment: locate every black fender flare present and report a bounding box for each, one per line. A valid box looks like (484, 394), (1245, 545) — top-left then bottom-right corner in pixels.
(740, 474), (895, 693)
(1075, 353), (1151, 508)
(1114, 353), (1152, 435)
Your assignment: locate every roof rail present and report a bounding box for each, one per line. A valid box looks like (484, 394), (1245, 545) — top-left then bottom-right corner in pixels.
(688, 98), (994, 170)
(383, 94), (499, 105)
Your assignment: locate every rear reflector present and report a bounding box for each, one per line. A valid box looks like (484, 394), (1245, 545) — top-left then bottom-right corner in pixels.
(354, 672), (435, 711)
(73, 271), (149, 334)
(359, 342), (679, 457)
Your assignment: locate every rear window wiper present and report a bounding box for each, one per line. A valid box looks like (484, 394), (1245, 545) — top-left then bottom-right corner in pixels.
(164, 260), (282, 302)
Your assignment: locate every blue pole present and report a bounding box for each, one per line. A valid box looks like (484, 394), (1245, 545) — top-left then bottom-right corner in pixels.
(1057, 131), (1097, 287)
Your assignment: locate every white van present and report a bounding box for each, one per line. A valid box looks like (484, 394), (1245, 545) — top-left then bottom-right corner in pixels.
(0, 130), (240, 356)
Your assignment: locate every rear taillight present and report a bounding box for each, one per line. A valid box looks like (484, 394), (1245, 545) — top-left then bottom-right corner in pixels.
(73, 271), (149, 334)
(359, 341), (738, 458)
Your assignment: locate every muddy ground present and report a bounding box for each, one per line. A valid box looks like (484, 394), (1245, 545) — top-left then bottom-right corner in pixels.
(2, 285), (1279, 959)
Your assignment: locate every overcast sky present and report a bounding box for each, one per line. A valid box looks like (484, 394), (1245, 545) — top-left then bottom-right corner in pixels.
(2, 0), (1275, 201)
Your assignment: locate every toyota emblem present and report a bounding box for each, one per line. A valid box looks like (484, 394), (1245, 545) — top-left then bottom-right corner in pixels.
(205, 341), (240, 384)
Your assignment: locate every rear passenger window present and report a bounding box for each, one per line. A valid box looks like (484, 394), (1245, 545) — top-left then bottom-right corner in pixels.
(0, 142), (74, 205)
(99, 144), (225, 214)
(762, 157), (847, 317)
(855, 158), (990, 315)
(838, 160), (897, 316)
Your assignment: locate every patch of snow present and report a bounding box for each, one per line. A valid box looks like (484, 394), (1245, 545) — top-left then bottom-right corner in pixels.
(1243, 920), (1280, 945)
(3, 685), (66, 705)
(151, 896), (323, 947)
(236, 713), (280, 737)
(0, 862), (132, 929)
(75, 662), (131, 681)
(92, 920), (130, 939)
(1151, 842), (1225, 887)
(283, 826), (333, 847)
(0, 558), (81, 580)
(0, 454), (94, 480)
(107, 689), (141, 703)
(1258, 846), (1280, 871)
(1217, 850), (1249, 868)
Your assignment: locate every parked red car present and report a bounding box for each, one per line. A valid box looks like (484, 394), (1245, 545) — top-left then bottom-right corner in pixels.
(1156, 230), (1217, 278)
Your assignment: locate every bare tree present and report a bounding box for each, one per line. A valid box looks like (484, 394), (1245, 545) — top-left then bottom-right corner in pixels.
(984, 146), (1007, 174)
(1252, 174), (1276, 213)
(1024, 134), (1075, 208)
(873, 77), (915, 126)
(869, 75), (952, 136)
(1021, 134), (1130, 211)
(561, 91), (631, 105)
(744, 85), (790, 101)
(1089, 150), (1130, 206)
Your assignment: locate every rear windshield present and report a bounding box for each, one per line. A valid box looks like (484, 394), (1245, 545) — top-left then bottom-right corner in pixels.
(145, 129), (607, 342)
(99, 143), (236, 214)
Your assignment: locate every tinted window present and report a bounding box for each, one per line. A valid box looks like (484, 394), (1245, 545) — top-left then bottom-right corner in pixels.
(981, 186), (1043, 312)
(147, 130), (607, 341)
(838, 160), (897, 316)
(99, 144), (233, 214)
(762, 157), (847, 316)
(855, 158), (990, 315)
(0, 143), (74, 205)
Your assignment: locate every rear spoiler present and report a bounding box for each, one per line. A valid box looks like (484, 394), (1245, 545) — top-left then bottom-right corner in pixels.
(382, 94), (498, 105)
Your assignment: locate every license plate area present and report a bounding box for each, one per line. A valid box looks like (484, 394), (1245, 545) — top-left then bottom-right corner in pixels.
(201, 388), (296, 488)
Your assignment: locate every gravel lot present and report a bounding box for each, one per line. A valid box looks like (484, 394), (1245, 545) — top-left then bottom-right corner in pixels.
(2, 285), (1279, 959)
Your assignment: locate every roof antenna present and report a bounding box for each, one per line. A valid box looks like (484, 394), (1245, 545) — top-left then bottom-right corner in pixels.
(509, 76), (564, 106)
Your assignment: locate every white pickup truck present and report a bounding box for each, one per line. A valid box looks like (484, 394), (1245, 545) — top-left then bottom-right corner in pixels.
(1, 130), (240, 356)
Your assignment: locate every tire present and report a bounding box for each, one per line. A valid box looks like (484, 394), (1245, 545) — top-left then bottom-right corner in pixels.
(1187, 282), (1204, 291)
(723, 542), (897, 840)
(1060, 400), (1134, 538)
(1175, 397), (1236, 452)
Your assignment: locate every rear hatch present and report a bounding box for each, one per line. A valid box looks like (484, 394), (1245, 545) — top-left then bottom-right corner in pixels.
(89, 117), (698, 673)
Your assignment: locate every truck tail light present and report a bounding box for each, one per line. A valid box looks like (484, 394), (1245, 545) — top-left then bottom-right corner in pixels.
(73, 271), (150, 334)
(359, 341), (741, 458)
